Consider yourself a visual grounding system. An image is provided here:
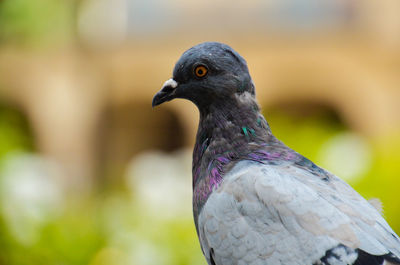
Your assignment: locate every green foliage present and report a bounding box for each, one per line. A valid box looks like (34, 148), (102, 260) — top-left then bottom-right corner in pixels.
(0, 106), (33, 157)
(0, 202), (105, 265)
(0, 0), (74, 45)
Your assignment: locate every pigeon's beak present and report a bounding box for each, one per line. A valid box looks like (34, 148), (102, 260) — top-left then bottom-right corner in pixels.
(152, 78), (179, 107)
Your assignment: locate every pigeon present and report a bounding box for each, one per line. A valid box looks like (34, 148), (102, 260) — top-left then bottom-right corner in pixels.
(152, 42), (400, 265)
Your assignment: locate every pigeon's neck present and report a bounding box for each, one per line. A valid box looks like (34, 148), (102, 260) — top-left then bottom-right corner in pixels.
(191, 93), (278, 223)
(194, 93), (273, 163)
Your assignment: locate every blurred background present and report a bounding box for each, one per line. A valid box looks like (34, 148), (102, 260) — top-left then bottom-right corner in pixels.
(0, 0), (399, 264)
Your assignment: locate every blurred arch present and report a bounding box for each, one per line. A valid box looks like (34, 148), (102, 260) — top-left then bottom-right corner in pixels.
(96, 101), (186, 181)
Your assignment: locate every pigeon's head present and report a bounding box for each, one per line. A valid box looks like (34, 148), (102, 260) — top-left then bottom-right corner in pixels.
(152, 42), (254, 110)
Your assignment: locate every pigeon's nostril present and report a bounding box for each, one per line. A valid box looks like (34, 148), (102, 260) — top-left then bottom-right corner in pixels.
(162, 85), (175, 93)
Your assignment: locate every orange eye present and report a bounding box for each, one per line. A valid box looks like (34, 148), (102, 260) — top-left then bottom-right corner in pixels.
(194, 65), (208, 78)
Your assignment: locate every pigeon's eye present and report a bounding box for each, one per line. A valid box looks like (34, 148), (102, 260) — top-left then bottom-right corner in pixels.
(194, 65), (208, 78)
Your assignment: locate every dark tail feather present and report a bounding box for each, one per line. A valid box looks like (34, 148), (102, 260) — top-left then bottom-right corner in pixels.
(315, 244), (400, 265)
(354, 249), (400, 265)
(210, 248), (216, 265)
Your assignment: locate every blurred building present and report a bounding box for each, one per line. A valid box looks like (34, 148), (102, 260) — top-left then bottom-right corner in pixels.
(0, 0), (399, 189)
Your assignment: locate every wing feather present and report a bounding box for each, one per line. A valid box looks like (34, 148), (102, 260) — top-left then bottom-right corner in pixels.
(197, 160), (400, 265)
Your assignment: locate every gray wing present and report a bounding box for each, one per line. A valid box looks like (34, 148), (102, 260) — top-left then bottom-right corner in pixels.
(197, 160), (400, 265)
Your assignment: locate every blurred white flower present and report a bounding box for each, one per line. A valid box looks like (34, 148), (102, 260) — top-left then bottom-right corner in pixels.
(318, 132), (372, 182)
(126, 239), (173, 265)
(96, 195), (175, 265)
(125, 149), (192, 220)
(0, 152), (66, 245)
